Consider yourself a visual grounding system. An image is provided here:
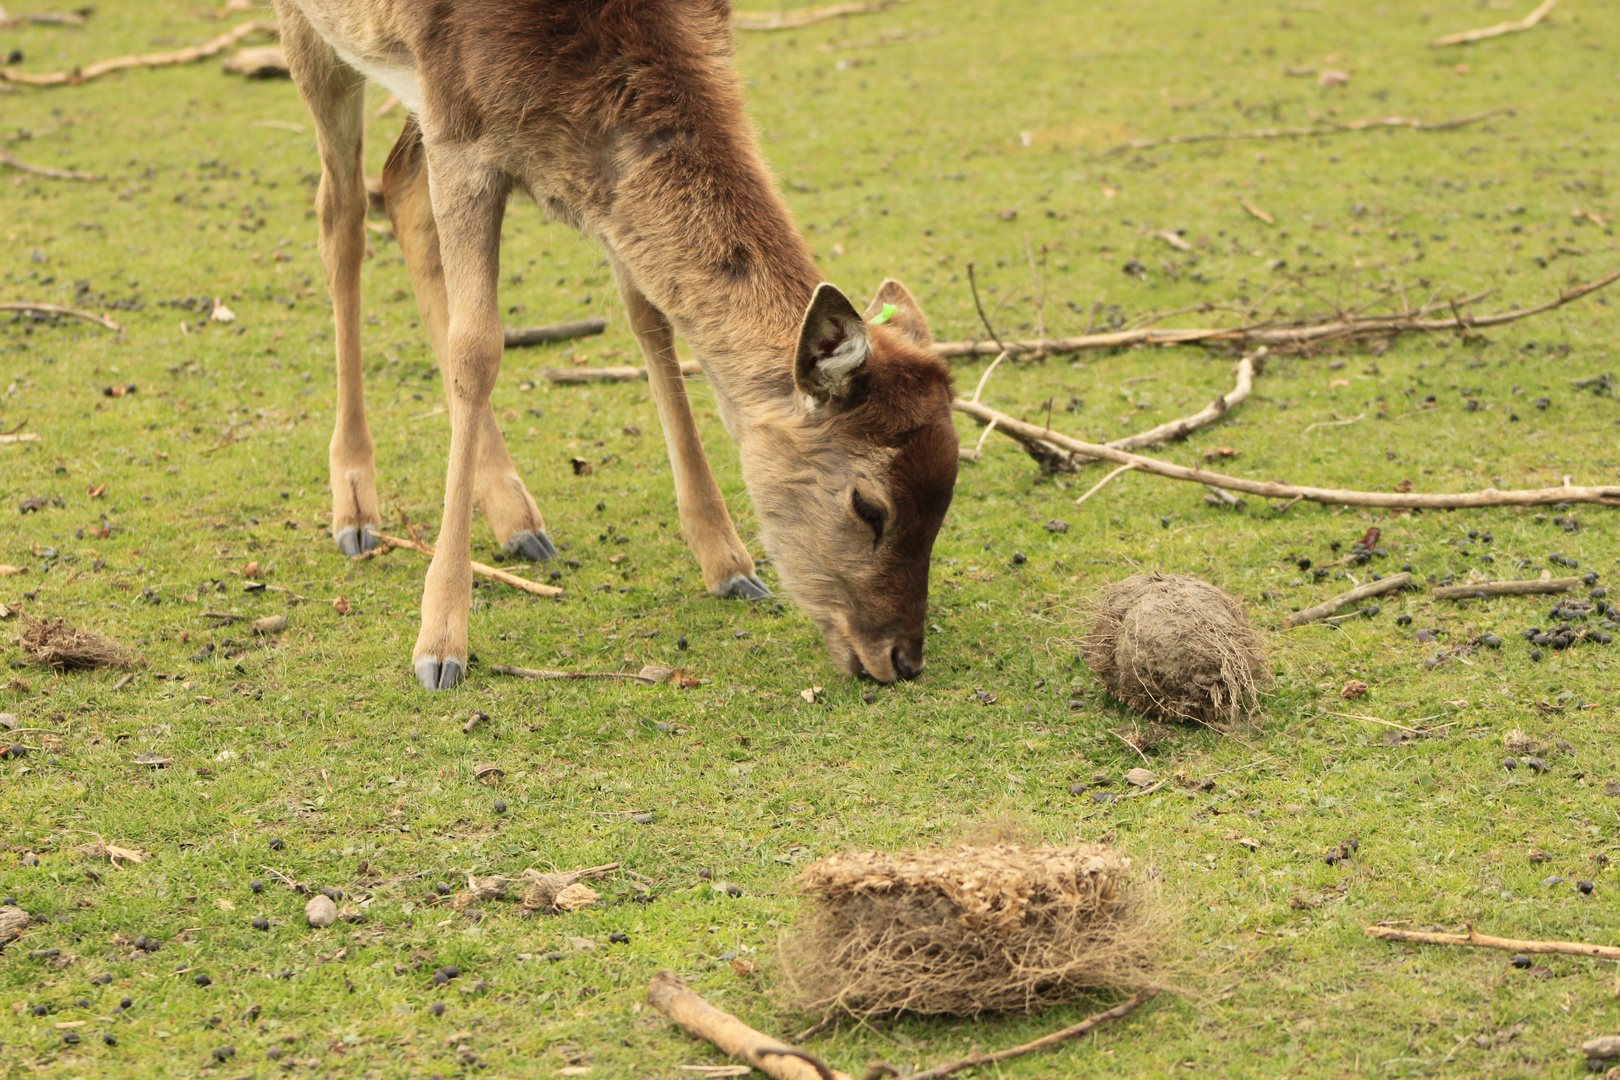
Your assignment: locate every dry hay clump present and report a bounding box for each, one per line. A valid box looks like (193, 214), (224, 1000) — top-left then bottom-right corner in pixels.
(1081, 572), (1266, 726)
(777, 843), (1158, 1018)
(17, 615), (135, 670)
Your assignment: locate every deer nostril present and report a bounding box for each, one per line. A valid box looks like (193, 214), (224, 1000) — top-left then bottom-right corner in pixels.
(891, 645), (920, 680)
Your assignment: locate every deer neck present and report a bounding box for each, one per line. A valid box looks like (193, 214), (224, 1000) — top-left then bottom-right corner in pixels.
(597, 144), (821, 436)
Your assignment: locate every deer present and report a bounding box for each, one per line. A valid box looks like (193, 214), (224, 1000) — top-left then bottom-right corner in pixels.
(270, 0), (959, 690)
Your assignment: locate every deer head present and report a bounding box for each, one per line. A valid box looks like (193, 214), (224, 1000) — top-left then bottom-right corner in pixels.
(742, 279), (958, 682)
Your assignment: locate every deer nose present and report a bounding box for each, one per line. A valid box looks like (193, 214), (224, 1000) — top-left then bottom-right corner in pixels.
(891, 643), (923, 680)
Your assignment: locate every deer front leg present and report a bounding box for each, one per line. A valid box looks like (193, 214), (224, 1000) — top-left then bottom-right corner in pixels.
(410, 152), (509, 691)
(277, 7), (379, 556)
(382, 118), (557, 564)
(613, 266), (769, 600)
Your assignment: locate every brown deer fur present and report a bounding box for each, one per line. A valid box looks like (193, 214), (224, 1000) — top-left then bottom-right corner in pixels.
(271, 0), (958, 689)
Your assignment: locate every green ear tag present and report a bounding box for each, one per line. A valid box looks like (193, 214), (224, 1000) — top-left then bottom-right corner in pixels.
(870, 302), (899, 325)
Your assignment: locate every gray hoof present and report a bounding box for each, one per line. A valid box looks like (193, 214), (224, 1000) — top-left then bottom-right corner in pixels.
(414, 656), (465, 691)
(504, 528), (558, 563)
(715, 574), (772, 601)
(335, 525), (379, 557)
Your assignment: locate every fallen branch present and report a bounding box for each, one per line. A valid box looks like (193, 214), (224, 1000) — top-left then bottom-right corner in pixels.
(1430, 0), (1555, 47)
(1367, 922), (1620, 961)
(1432, 577), (1579, 600)
(1285, 573), (1413, 627)
(953, 400), (1620, 509)
(0, 150), (100, 181)
(0, 8), (87, 28)
(373, 532), (563, 598)
(504, 317), (606, 349)
(648, 970), (1155, 1080)
(0, 432), (41, 444)
(489, 663), (676, 686)
(0, 302), (122, 331)
(908, 990), (1158, 1080)
(544, 360), (702, 384)
(931, 266), (1620, 359)
(0, 20), (276, 87)
(1110, 109), (1505, 153)
(649, 970), (856, 1080)
(733, 0), (902, 31)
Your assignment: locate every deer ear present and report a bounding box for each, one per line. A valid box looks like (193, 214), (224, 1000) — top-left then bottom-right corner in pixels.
(795, 282), (870, 405)
(863, 278), (933, 347)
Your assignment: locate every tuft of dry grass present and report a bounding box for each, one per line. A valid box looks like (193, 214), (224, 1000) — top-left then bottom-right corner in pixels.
(16, 615), (136, 670)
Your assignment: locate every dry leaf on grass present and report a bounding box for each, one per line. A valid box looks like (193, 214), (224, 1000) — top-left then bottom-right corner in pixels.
(77, 841), (146, 866)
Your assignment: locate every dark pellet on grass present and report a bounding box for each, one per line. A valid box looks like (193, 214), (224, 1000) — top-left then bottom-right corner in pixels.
(434, 882), (452, 896)
(1530, 648), (1543, 661)
(250, 878), (264, 893)
(544, 952), (565, 962)
(1525, 757), (1550, 773)
(195, 974), (212, 987)
(609, 932), (629, 944)
(62, 1032), (80, 1045)
(1511, 955), (1533, 969)
(725, 884), (744, 897)
(119, 997), (132, 1009)
(427, 1002), (445, 1016)
(676, 636), (688, 650)
(1480, 634), (1503, 648)
(1363, 604), (1380, 617)
(862, 692), (876, 704)
(212, 1045), (236, 1061)
(1503, 757), (1518, 770)
(89, 974), (112, 986)
(75, 998), (89, 1008)
(268, 838), (284, 851)
(1395, 614), (1412, 626)
(102, 1033), (116, 1046)
(251, 917), (270, 931)
(1580, 879), (1595, 894)
(493, 799), (507, 815)
(436, 966), (460, 980)
(320, 886), (343, 901)
(30, 1004), (46, 1016)
(266, 1047), (283, 1061)
(1011, 551), (1026, 565)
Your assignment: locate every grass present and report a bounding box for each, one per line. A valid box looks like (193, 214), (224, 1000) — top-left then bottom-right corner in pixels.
(2, 0), (1620, 1076)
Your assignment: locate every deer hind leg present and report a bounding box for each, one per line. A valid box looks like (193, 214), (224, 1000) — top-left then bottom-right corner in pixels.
(409, 145), (509, 691)
(382, 118), (557, 564)
(612, 264), (770, 600)
(276, 5), (379, 556)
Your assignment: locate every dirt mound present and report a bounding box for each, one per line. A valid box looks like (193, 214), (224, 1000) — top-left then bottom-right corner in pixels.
(1082, 573), (1266, 726)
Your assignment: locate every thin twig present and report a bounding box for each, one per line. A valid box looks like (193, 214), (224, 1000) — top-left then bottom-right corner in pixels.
(0, 150), (100, 181)
(931, 265), (1620, 358)
(0, 302), (122, 331)
(954, 399), (1620, 509)
(1109, 350), (1264, 452)
(1302, 413), (1366, 436)
(969, 349), (1009, 405)
(1431, 577), (1579, 599)
(488, 664), (666, 684)
(374, 532), (563, 598)
(964, 262), (1008, 356)
(733, 0), (903, 31)
(1430, 0), (1556, 47)
(0, 21), (277, 87)
(1106, 728), (1152, 768)
(1074, 463), (1137, 508)
(908, 990), (1158, 1080)
(1110, 109), (1507, 153)
(1366, 920), (1620, 960)
(1325, 711), (1447, 735)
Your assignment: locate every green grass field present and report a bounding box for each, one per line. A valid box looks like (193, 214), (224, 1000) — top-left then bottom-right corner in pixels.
(3, 1), (1620, 1076)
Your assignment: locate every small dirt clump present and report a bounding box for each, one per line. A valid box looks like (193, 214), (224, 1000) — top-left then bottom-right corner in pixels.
(1081, 573), (1266, 726)
(777, 843), (1158, 1017)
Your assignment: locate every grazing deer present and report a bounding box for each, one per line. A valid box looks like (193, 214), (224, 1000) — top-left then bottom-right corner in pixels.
(271, 0), (958, 689)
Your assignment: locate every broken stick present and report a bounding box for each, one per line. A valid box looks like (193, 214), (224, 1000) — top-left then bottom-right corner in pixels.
(1366, 922), (1620, 961)
(1110, 109), (1505, 153)
(0, 20), (276, 86)
(649, 970), (855, 1080)
(0, 150), (101, 181)
(908, 990), (1159, 1080)
(953, 400), (1620, 510)
(733, 0), (902, 31)
(543, 360), (703, 384)
(374, 532), (563, 598)
(504, 317), (606, 348)
(0, 302), (122, 331)
(1430, 0), (1555, 47)
(931, 266), (1620, 358)
(1432, 577), (1579, 600)
(1285, 574), (1413, 627)
(488, 663), (671, 685)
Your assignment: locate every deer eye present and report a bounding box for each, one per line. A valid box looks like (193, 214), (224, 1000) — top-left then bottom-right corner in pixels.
(851, 489), (885, 545)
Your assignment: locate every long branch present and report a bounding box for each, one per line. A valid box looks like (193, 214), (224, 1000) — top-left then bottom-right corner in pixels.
(908, 990), (1159, 1080)
(648, 971), (854, 1080)
(1110, 109), (1505, 153)
(1430, 0), (1556, 47)
(932, 267), (1620, 358)
(0, 151), (101, 181)
(1285, 574), (1413, 627)
(1366, 922), (1620, 960)
(374, 532), (563, 598)
(0, 21), (276, 86)
(0, 302), (122, 331)
(954, 399), (1620, 508)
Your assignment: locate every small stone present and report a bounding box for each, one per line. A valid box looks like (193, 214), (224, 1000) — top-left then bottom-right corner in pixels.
(304, 894), (338, 928)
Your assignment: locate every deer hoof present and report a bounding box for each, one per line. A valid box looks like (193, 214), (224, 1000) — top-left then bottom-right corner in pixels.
(335, 525), (379, 557)
(503, 528), (558, 563)
(715, 574), (772, 601)
(413, 656), (465, 691)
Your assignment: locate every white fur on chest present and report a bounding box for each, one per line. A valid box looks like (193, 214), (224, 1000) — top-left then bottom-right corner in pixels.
(335, 47), (421, 113)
